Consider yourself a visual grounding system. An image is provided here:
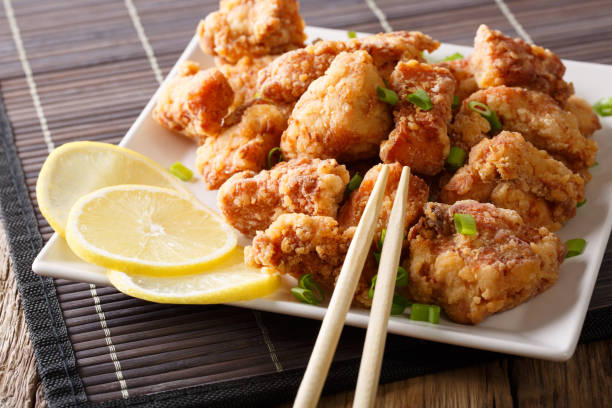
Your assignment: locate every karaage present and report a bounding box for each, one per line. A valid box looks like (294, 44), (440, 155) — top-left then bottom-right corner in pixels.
(217, 157), (349, 236)
(404, 200), (565, 324)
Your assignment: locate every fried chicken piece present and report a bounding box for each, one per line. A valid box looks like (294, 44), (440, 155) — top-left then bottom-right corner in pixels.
(195, 104), (286, 189)
(404, 200), (565, 324)
(215, 55), (277, 111)
(281, 51), (393, 162)
(217, 157), (349, 236)
(380, 60), (456, 175)
(152, 61), (233, 140)
(565, 95), (601, 138)
(470, 25), (573, 104)
(198, 0), (306, 64)
(450, 86), (598, 172)
(338, 163), (429, 244)
(440, 131), (585, 231)
(245, 214), (350, 288)
(436, 59), (479, 102)
(257, 31), (439, 105)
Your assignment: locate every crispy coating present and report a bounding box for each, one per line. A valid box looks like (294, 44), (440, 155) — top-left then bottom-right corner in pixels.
(195, 104), (286, 189)
(217, 157), (349, 236)
(450, 86), (598, 172)
(380, 60), (456, 175)
(565, 95), (601, 138)
(338, 163), (429, 243)
(440, 131), (585, 231)
(257, 31), (439, 105)
(198, 0), (306, 64)
(281, 51), (393, 162)
(436, 59), (479, 102)
(245, 214), (350, 288)
(215, 55), (277, 111)
(404, 200), (565, 324)
(152, 61), (233, 140)
(470, 25), (573, 104)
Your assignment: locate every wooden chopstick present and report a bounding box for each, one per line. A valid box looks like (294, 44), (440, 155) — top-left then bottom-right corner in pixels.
(353, 166), (411, 408)
(293, 165), (390, 408)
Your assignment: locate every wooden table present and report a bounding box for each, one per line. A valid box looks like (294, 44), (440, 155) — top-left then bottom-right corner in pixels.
(2, 0), (612, 406)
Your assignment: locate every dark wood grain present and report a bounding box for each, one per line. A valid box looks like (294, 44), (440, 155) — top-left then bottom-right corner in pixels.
(1, 0), (612, 407)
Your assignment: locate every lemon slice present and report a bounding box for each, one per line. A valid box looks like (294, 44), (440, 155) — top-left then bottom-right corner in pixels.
(108, 248), (280, 304)
(65, 185), (237, 275)
(36, 141), (189, 237)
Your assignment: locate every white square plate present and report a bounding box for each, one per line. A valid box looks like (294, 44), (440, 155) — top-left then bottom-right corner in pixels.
(33, 27), (612, 361)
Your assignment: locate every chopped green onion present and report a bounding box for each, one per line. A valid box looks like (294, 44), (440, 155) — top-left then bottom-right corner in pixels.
(593, 97), (612, 116)
(291, 287), (319, 304)
(254, 91), (261, 99)
(298, 274), (325, 303)
(577, 199), (587, 208)
(591, 161), (599, 168)
(451, 95), (460, 110)
(565, 238), (586, 258)
(373, 251), (381, 265)
(396, 266), (408, 287)
(468, 101), (501, 132)
(406, 89), (433, 111)
(453, 213), (477, 235)
(377, 86), (399, 106)
(347, 173), (363, 193)
(378, 228), (387, 250)
(267, 147), (282, 169)
(444, 52), (464, 61)
(347, 30), (357, 39)
(168, 161), (193, 181)
(446, 146), (467, 170)
(368, 275), (377, 299)
(410, 303), (440, 324)
(391, 294), (409, 315)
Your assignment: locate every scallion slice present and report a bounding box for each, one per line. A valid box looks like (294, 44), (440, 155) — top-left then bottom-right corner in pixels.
(396, 266), (409, 287)
(298, 274), (325, 303)
(368, 275), (377, 299)
(468, 101), (501, 132)
(377, 86), (399, 106)
(410, 303), (440, 324)
(390, 294), (408, 315)
(446, 146), (467, 170)
(577, 199), (587, 208)
(406, 89), (433, 111)
(453, 213), (477, 235)
(168, 161), (193, 181)
(451, 95), (460, 110)
(347, 173), (363, 193)
(591, 161), (599, 168)
(565, 238), (586, 258)
(378, 228), (387, 250)
(254, 91), (261, 99)
(291, 287), (319, 305)
(267, 147), (282, 169)
(593, 97), (612, 117)
(373, 251), (381, 265)
(347, 30), (357, 39)
(444, 52), (464, 61)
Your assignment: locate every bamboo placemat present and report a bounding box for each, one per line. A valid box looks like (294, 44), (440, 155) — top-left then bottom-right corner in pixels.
(1, 0), (612, 406)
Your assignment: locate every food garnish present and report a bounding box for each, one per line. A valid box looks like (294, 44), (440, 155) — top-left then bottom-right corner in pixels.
(593, 97), (612, 116)
(376, 85), (399, 106)
(446, 146), (467, 170)
(405, 89), (433, 111)
(347, 173), (363, 194)
(451, 95), (460, 109)
(291, 273), (325, 305)
(410, 303), (441, 324)
(577, 199), (587, 208)
(444, 52), (464, 61)
(109, 248), (280, 304)
(169, 161), (194, 181)
(267, 147), (283, 169)
(453, 213), (478, 235)
(347, 30), (357, 39)
(65, 185), (237, 275)
(468, 100), (502, 131)
(565, 238), (586, 258)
